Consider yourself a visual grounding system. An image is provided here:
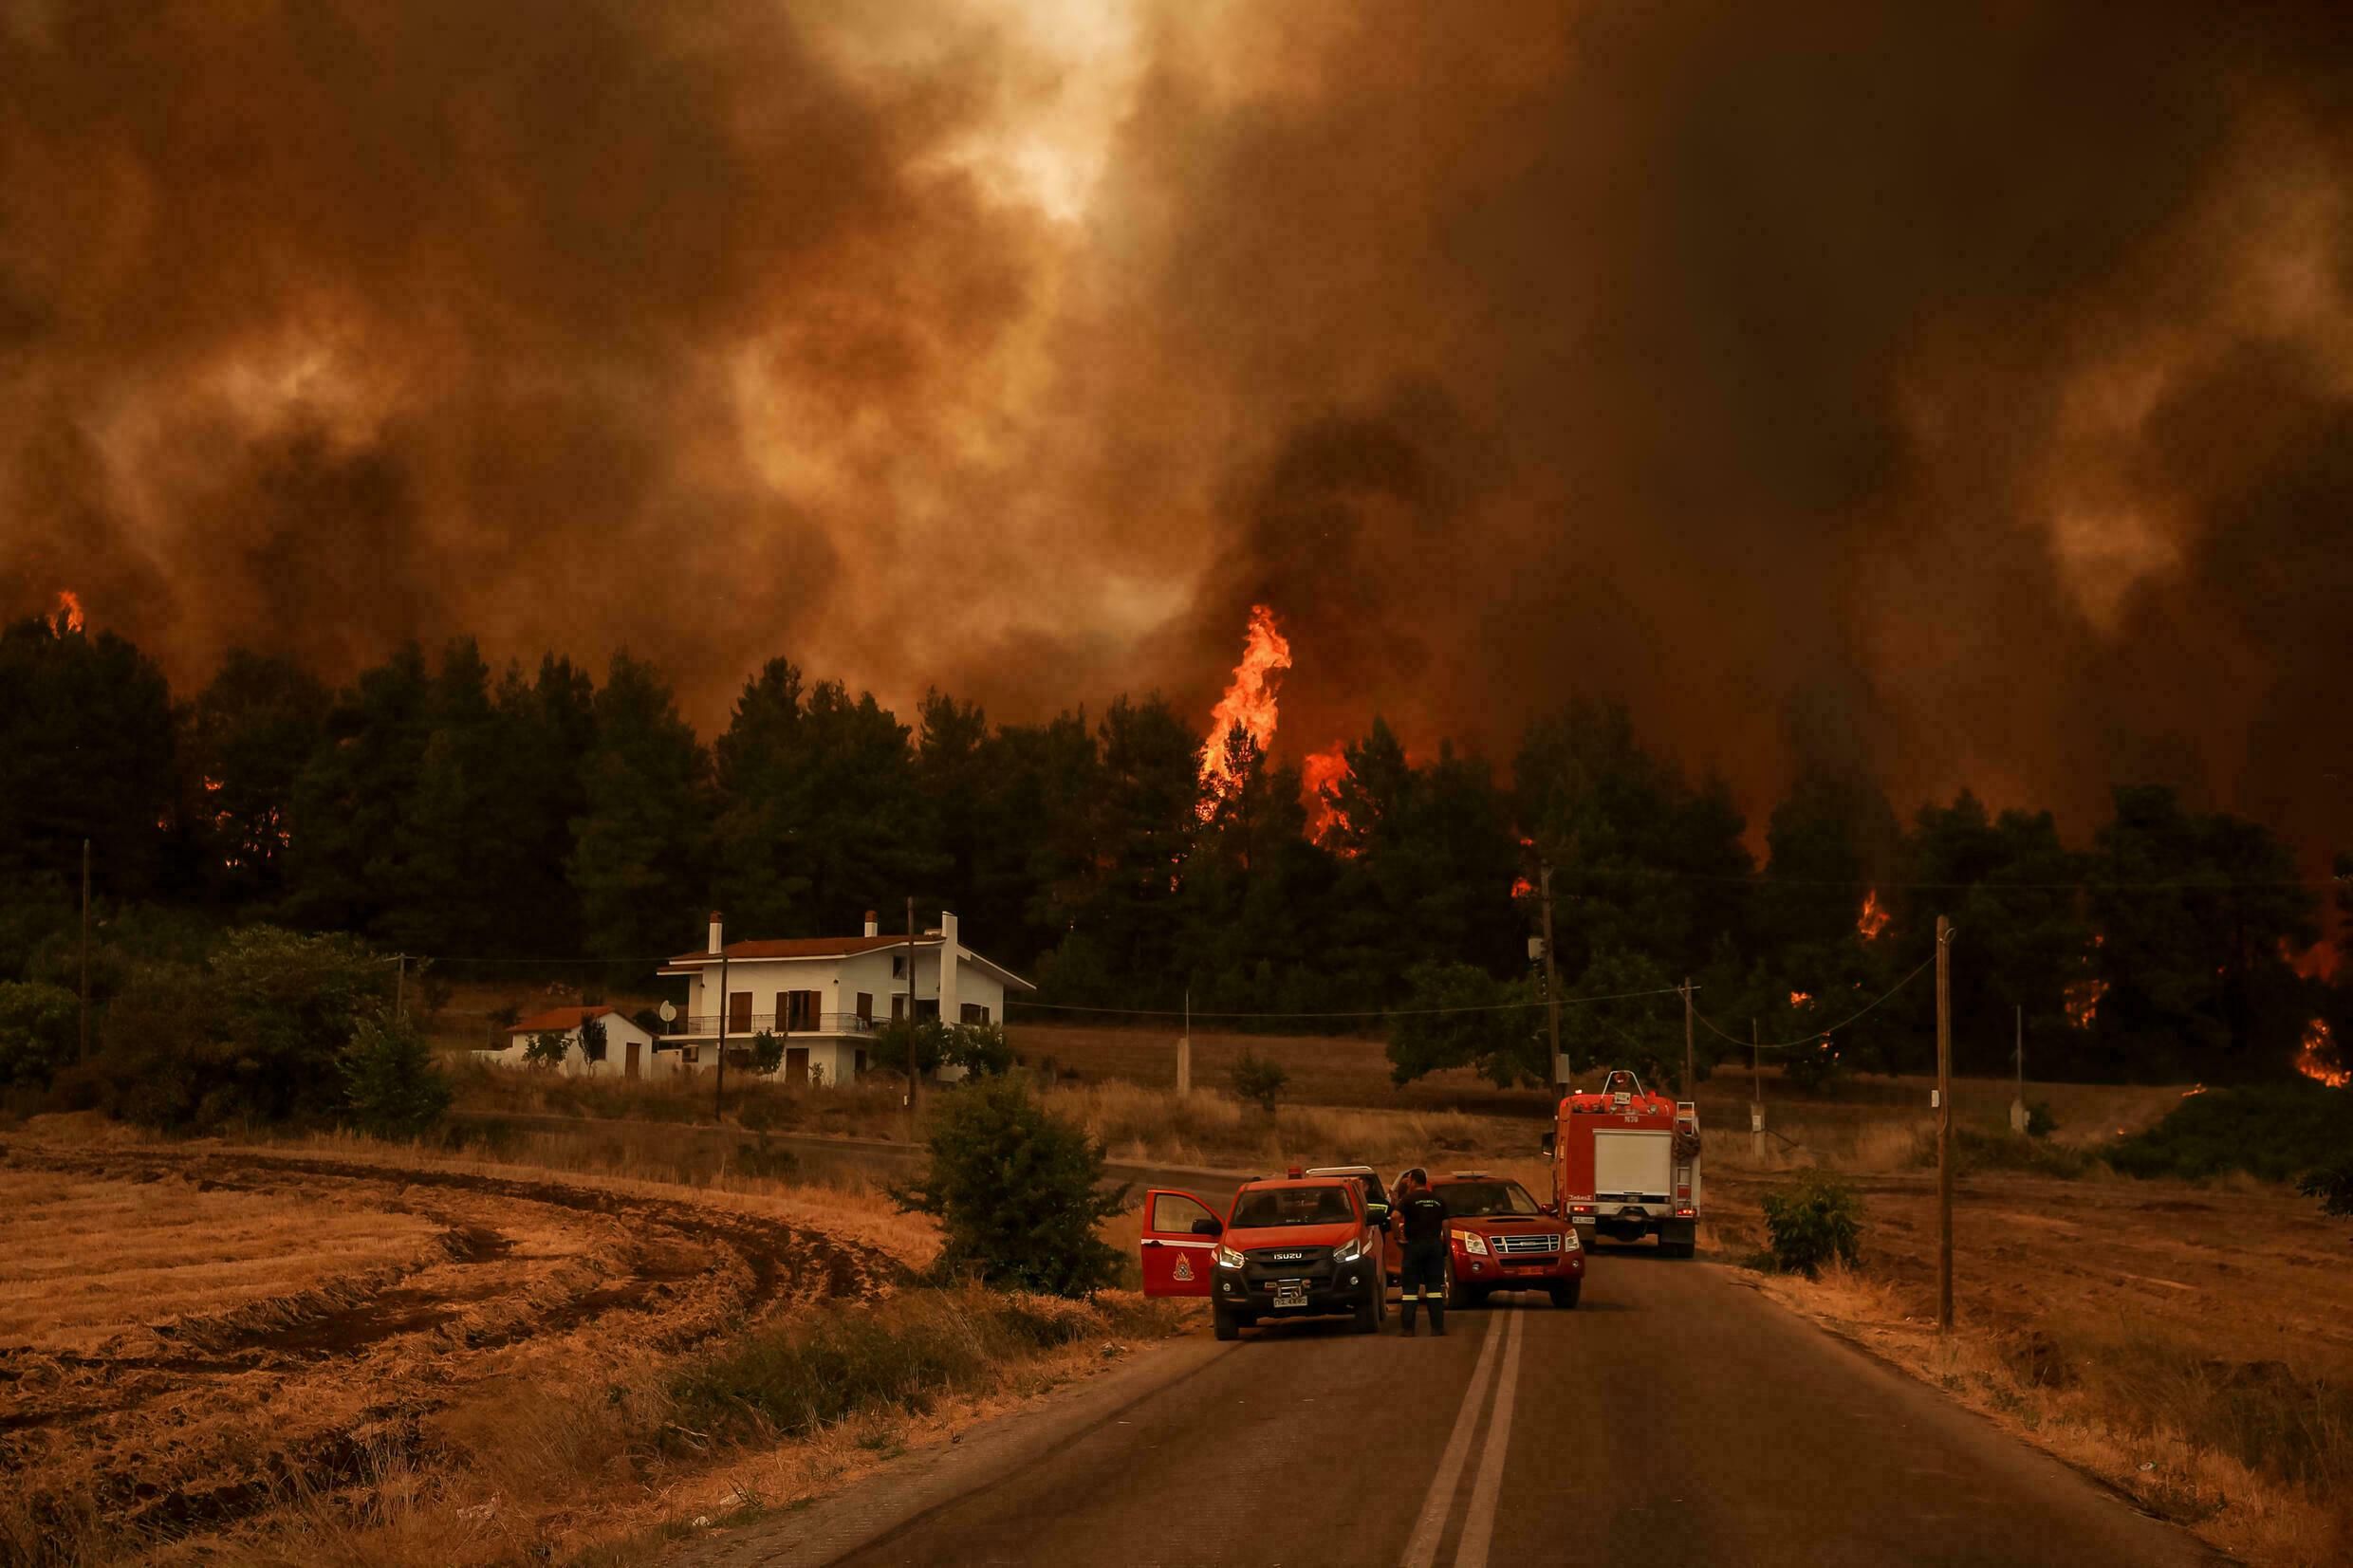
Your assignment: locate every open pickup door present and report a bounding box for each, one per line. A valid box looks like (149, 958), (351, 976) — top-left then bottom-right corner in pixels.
(1139, 1189), (1221, 1298)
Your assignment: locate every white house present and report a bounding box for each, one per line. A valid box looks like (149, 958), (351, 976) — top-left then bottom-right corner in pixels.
(655, 910), (1034, 1087)
(478, 1005), (672, 1079)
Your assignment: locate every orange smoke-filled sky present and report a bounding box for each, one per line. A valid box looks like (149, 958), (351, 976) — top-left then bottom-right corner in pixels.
(4, 1), (2351, 865)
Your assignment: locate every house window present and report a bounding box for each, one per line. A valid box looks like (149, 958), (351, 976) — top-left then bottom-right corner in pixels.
(892, 954), (906, 979)
(786, 990), (820, 1032)
(915, 999), (939, 1022)
(728, 992), (752, 1032)
(854, 1047), (868, 1074)
(855, 992), (873, 1024)
(892, 994), (906, 1023)
(960, 1003), (989, 1024)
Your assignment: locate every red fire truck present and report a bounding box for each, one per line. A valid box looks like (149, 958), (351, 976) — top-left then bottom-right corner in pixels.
(1543, 1069), (1701, 1256)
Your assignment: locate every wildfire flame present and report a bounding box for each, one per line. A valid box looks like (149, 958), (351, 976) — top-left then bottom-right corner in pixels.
(1789, 990), (1813, 1007)
(1302, 744), (1351, 842)
(2065, 976), (2108, 1030)
(1857, 889), (1889, 941)
(2181, 1084), (2207, 1098)
(49, 590), (83, 636)
(2298, 1018), (2347, 1088)
(1197, 604), (1292, 810)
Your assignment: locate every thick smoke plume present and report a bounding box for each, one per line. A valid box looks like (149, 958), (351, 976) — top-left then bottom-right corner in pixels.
(5, 1), (2351, 865)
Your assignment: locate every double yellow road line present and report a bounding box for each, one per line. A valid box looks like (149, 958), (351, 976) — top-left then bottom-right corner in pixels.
(1400, 1309), (1527, 1568)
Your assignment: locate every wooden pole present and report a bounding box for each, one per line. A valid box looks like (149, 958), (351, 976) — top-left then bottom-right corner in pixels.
(395, 954), (406, 1022)
(1936, 913), (1955, 1333)
(905, 895), (918, 1138)
(1681, 976), (1695, 1098)
(1539, 863), (1563, 1084)
(1751, 1017), (1764, 1162)
(78, 839), (90, 1061)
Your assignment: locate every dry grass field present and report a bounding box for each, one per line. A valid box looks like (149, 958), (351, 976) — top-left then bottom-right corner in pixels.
(0, 1123), (1019, 1567)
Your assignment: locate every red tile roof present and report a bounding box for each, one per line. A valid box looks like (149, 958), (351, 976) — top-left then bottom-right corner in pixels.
(662, 935), (940, 968)
(508, 1005), (619, 1035)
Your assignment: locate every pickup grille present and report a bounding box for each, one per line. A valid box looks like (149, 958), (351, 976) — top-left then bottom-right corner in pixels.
(1492, 1232), (1562, 1255)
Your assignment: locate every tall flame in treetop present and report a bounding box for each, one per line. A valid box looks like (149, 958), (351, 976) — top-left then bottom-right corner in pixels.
(49, 590), (83, 636)
(1198, 604), (1292, 805)
(1856, 889), (1889, 941)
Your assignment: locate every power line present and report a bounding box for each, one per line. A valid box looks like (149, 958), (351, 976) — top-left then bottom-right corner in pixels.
(1691, 951), (1940, 1052)
(1003, 985), (1687, 1022)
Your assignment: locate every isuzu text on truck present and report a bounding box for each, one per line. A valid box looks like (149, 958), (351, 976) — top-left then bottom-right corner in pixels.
(1543, 1068), (1701, 1255)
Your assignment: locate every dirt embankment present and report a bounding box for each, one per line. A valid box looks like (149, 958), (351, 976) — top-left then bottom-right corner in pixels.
(0, 1139), (900, 1554)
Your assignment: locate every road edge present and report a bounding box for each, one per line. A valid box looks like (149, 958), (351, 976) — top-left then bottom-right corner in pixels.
(672, 1328), (1237, 1568)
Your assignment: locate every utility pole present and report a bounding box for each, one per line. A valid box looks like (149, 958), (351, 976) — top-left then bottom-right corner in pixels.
(905, 895), (918, 1139)
(1539, 863), (1563, 1085)
(1936, 913), (1955, 1334)
(1681, 976), (1695, 1098)
(1751, 1017), (1764, 1162)
(78, 839), (90, 1061)
(394, 954), (406, 1022)
(1176, 988), (1192, 1098)
(714, 946), (730, 1121)
(2010, 1004), (2027, 1134)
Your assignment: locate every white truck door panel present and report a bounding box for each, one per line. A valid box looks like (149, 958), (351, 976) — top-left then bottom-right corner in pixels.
(1593, 1129), (1671, 1201)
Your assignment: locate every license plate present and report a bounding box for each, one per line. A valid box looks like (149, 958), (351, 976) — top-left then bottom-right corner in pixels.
(1274, 1282), (1309, 1309)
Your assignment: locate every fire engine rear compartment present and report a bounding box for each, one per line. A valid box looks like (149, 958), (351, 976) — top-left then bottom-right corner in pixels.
(1591, 1129), (1672, 1205)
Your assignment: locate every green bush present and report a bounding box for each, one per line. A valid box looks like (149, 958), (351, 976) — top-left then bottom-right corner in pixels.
(2025, 1099), (2059, 1138)
(523, 1029), (569, 1068)
(1228, 1049), (1288, 1114)
(892, 1076), (1125, 1296)
(0, 981), (79, 1088)
(944, 1021), (1014, 1078)
(340, 1011), (452, 1138)
(749, 1028), (783, 1076)
(1759, 1171), (1863, 1277)
(2110, 1081), (2353, 1184)
(2301, 1160), (2353, 1220)
(1912, 1126), (2095, 1179)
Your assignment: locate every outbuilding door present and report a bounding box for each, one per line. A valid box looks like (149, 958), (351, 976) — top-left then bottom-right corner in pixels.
(624, 1041), (641, 1079)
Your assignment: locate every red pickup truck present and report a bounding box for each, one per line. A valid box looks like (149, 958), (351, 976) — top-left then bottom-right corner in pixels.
(1425, 1171), (1584, 1308)
(1139, 1172), (1389, 1339)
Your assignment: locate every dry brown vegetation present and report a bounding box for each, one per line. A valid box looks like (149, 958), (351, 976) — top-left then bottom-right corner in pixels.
(0, 1123), (1174, 1568)
(1701, 1158), (2353, 1566)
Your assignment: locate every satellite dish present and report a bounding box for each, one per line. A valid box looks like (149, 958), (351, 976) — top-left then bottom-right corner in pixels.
(658, 1001), (676, 1023)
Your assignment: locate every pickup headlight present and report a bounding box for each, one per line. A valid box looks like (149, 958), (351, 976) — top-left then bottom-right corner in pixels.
(1214, 1245), (1245, 1270)
(1331, 1237), (1364, 1265)
(1558, 1231), (1578, 1250)
(1454, 1229), (1489, 1256)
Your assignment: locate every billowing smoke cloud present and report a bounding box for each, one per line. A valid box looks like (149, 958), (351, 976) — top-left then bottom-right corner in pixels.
(5, 1), (2350, 868)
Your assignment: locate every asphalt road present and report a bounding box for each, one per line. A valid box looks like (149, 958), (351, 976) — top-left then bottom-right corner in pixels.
(805, 1248), (2216, 1568)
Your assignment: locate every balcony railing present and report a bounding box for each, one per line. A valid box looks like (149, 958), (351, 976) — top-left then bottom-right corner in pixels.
(664, 1011), (882, 1039)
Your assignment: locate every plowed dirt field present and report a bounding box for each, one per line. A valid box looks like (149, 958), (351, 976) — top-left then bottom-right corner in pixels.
(0, 1138), (899, 1551)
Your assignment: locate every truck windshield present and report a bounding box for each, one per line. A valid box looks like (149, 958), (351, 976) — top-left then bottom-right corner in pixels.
(1232, 1187), (1355, 1227)
(1434, 1181), (1540, 1217)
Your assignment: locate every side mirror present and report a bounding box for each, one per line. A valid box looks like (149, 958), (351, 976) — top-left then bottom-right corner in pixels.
(1191, 1216), (1223, 1237)
(1539, 1202), (1559, 1217)
(1540, 1132), (1556, 1156)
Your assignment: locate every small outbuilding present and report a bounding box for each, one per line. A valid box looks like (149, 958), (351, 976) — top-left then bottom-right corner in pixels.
(477, 1005), (671, 1079)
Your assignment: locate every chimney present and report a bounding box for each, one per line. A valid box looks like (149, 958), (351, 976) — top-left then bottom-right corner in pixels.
(863, 910), (879, 939)
(707, 911), (723, 956)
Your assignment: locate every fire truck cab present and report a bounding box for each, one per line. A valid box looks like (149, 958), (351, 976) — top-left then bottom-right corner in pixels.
(1545, 1069), (1701, 1256)
(1139, 1171), (1388, 1340)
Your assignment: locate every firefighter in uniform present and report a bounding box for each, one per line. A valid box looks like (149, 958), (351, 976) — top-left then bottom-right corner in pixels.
(1395, 1168), (1450, 1337)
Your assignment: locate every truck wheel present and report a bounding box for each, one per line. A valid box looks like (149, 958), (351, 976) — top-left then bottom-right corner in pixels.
(1549, 1282), (1582, 1309)
(1213, 1305), (1243, 1341)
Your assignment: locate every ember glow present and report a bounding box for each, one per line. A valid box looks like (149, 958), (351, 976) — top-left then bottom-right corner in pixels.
(1197, 604), (1291, 808)
(1789, 990), (1813, 1008)
(2298, 1019), (2347, 1088)
(1856, 891), (1889, 942)
(2065, 976), (2108, 1030)
(48, 591), (83, 636)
